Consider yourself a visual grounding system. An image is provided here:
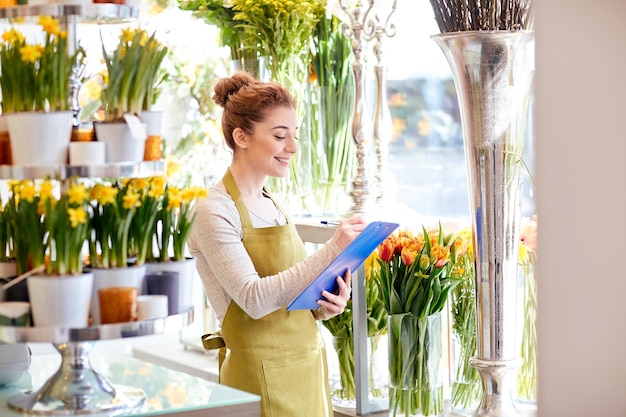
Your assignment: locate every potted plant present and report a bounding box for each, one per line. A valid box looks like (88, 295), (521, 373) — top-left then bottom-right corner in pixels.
(87, 179), (146, 324)
(146, 184), (207, 314)
(0, 196), (16, 280)
(0, 17), (86, 165)
(28, 181), (93, 327)
(128, 176), (166, 266)
(95, 27), (168, 163)
(4, 180), (93, 327)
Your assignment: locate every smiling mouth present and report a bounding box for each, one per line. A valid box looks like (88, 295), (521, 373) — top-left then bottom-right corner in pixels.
(275, 157), (290, 164)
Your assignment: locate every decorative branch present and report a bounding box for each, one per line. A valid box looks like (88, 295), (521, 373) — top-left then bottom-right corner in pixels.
(429, 0), (533, 33)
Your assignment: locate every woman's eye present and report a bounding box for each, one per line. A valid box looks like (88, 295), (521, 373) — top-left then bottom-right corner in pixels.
(275, 136), (286, 140)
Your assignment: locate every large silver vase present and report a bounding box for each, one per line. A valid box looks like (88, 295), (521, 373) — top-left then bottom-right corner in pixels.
(433, 31), (535, 417)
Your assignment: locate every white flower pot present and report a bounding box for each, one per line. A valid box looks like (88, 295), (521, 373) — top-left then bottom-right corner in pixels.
(6, 111), (72, 166)
(94, 121), (147, 163)
(27, 273), (93, 328)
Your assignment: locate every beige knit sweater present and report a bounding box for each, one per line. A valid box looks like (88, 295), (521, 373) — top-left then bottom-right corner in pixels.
(187, 188), (342, 325)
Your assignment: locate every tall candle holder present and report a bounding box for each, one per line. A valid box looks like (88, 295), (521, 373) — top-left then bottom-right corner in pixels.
(339, 0), (377, 216)
(338, 4), (398, 416)
(370, 1), (398, 206)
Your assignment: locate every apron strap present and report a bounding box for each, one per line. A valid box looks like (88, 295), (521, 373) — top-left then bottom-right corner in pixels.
(222, 169), (253, 228)
(200, 332), (227, 374)
(201, 331), (225, 350)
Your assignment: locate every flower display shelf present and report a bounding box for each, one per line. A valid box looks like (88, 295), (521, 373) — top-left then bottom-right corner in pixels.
(0, 160), (164, 180)
(0, 307), (194, 416)
(0, 3), (137, 22)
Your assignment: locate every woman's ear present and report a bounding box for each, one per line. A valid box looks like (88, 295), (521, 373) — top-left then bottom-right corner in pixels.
(232, 127), (248, 149)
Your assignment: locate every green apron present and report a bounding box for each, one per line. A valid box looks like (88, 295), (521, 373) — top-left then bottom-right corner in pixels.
(209, 170), (333, 417)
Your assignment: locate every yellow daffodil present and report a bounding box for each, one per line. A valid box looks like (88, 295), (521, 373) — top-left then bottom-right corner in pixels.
(68, 206), (88, 228)
(66, 183), (88, 205)
(91, 184), (118, 206)
(38, 15), (61, 36)
(101, 27), (168, 121)
(38, 180), (55, 202)
(0, 19), (85, 112)
(166, 188), (182, 210)
(18, 181), (36, 203)
(122, 189), (141, 210)
(19, 44), (42, 63)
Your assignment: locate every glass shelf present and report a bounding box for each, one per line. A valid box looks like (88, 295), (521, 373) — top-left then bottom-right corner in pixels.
(0, 160), (164, 180)
(0, 306), (193, 344)
(0, 3), (138, 23)
(0, 308), (194, 415)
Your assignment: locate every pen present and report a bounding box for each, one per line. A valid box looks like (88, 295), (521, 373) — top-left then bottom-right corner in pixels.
(320, 220), (340, 226)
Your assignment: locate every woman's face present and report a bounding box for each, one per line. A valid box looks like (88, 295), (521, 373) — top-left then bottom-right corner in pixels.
(244, 105), (299, 178)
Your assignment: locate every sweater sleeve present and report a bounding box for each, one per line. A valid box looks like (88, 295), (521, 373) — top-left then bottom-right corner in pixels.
(187, 190), (342, 323)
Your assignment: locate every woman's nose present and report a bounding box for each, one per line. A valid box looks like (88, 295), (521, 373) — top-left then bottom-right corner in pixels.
(286, 135), (298, 154)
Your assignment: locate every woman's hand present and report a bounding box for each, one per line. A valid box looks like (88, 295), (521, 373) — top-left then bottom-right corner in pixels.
(332, 215), (367, 250)
(315, 269), (352, 321)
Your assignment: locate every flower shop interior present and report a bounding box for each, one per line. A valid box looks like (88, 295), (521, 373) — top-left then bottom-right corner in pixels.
(0, 0), (624, 417)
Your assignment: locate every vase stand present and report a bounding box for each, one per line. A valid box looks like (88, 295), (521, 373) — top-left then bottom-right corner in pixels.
(1, 307), (193, 415)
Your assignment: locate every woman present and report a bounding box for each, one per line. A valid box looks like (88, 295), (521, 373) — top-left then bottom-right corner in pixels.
(187, 72), (367, 417)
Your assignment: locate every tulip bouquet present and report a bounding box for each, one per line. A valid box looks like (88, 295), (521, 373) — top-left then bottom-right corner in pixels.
(373, 224), (463, 417)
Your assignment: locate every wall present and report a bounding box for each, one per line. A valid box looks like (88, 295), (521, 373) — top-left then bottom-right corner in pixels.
(535, 1), (626, 415)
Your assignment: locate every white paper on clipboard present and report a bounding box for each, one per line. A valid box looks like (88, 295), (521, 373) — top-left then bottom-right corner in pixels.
(286, 221), (399, 311)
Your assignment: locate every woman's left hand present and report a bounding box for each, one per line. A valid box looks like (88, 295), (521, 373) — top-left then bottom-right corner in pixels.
(315, 269), (352, 321)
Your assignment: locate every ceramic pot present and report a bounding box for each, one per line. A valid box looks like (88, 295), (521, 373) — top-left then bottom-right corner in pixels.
(27, 273), (94, 328)
(6, 111), (72, 166)
(93, 121), (147, 163)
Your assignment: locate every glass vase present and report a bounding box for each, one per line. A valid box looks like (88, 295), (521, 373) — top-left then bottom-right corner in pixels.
(450, 260), (482, 415)
(329, 335), (386, 408)
(264, 49), (313, 215)
(516, 260), (537, 405)
(388, 313), (443, 417)
(310, 84), (356, 216)
(450, 335), (481, 416)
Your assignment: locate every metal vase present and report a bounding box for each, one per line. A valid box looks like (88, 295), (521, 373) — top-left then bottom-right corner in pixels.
(432, 31), (534, 417)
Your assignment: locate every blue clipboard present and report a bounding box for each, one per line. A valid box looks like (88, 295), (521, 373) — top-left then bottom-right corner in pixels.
(287, 221), (399, 311)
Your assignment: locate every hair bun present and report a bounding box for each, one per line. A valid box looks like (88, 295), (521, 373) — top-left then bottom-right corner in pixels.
(212, 72), (257, 107)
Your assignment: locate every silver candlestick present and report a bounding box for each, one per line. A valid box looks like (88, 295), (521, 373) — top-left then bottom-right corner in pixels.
(340, 0), (377, 216)
(369, 1), (398, 206)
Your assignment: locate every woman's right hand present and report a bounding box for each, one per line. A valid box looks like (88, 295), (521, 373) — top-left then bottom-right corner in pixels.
(332, 216), (368, 250)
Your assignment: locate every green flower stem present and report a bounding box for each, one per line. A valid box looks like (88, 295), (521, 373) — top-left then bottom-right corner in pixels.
(332, 336), (356, 400)
(450, 251), (482, 411)
(388, 313), (443, 417)
(517, 261), (537, 401)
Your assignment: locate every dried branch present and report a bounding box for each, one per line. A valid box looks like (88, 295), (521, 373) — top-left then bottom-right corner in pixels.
(429, 0), (533, 33)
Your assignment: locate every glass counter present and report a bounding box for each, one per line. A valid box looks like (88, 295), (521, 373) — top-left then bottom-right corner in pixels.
(0, 349), (260, 416)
